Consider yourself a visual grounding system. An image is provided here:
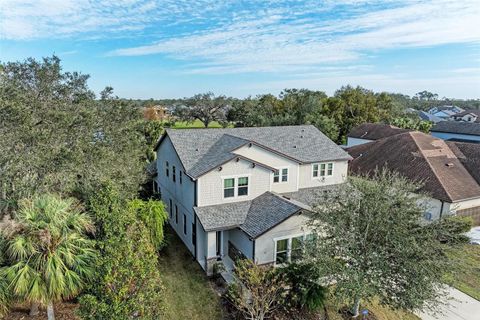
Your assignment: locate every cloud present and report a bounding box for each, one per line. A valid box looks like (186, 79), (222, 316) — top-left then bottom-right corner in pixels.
(2, 0), (479, 78)
(107, 0), (480, 74)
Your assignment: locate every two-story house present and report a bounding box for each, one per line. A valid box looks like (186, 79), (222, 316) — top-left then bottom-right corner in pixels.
(154, 125), (351, 274)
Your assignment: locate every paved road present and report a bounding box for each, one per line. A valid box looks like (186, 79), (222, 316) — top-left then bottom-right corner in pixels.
(417, 287), (480, 320)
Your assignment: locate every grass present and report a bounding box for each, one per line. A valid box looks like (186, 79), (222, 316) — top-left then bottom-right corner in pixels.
(443, 243), (480, 300)
(171, 119), (225, 129)
(324, 296), (420, 320)
(158, 227), (223, 320)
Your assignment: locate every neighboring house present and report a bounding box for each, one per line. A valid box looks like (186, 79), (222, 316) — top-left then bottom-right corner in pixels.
(451, 110), (480, 123)
(428, 106), (464, 119)
(346, 132), (480, 225)
(418, 110), (443, 123)
(431, 121), (480, 143)
(154, 125), (352, 274)
(143, 105), (170, 121)
(346, 123), (411, 147)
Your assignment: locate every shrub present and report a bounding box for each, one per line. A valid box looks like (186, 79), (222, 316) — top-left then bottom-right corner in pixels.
(433, 215), (472, 244)
(128, 198), (168, 250)
(279, 262), (328, 312)
(78, 186), (165, 320)
(227, 259), (286, 320)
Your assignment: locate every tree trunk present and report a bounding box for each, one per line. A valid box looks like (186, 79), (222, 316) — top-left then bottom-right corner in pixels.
(351, 297), (360, 318)
(47, 302), (55, 320)
(29, 302), (39, 316)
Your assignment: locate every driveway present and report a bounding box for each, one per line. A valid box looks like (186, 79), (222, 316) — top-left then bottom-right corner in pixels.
(417, 287), (480, 320)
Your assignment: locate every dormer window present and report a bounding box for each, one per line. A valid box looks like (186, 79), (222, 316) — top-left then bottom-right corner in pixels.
(173, 166), (176, 182)
(166, 161), (169, 177)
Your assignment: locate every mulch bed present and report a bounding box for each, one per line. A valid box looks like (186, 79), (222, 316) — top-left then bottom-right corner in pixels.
(4, 302), (79, 320)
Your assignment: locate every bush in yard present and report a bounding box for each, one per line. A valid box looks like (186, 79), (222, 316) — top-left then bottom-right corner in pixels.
(306, 169), (450, 317)
(128, 198), (168, 250)
(78, 186), (165, 320)
(279, 262), (328, 312)
(429, 215), (472, 244)
(227, 259), (286, 320)
(0, 194), (96, 320)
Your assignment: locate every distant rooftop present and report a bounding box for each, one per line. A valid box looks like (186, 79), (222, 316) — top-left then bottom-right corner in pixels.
(347, 131), (480, 202)
(348, 123), (411, 141)
(431, 121), (480, 136)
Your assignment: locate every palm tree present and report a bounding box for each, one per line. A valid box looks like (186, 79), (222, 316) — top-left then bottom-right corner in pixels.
(0, 194), (96, 320)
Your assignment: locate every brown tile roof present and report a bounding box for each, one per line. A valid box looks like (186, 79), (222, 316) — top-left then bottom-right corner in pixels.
(346, 132), (480, 202)
(447, 141), (480, 186)
(348, 123), (411, 140)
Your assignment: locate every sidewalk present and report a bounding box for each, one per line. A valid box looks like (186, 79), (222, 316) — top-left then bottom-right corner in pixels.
(417, 287), (480, 320)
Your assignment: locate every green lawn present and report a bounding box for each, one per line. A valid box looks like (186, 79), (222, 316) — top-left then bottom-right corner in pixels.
(444, 243), (480, 300)
(171, 119), (225, 129)
(158, 228), (223, 320)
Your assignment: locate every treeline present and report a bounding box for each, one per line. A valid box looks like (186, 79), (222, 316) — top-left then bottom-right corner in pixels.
(152, 89), (436, 143)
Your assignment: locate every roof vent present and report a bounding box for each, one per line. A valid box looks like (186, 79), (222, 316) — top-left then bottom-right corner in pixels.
(300, 135), (304, 138)
(301, 129), (305, 132)
(445, 163), (454, 167)
(293, 145), (297, 148)
(195, 148), (199, 151)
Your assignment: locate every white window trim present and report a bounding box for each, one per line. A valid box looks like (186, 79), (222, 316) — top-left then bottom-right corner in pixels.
(273, 233), (308, 266)
(273, 167), (289, 184)
(222, 174), (251, 199)
(312, 162), (334, 179)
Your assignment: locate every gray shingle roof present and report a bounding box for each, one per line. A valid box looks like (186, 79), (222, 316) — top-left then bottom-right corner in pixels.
(195, 191), (303, 238)
(431, 121), (480, 136)
(281, 185), (341, 208)
(194, 185), (342, 238)
(159, 125), (351, 178)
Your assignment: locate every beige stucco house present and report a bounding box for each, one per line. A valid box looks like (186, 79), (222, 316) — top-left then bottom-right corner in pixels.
(154, 125), (351, 274)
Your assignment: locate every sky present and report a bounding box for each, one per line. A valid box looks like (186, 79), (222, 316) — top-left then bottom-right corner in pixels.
(1, 0), (480, 99)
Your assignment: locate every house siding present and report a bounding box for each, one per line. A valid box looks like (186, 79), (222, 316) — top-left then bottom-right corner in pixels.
(254, 213), (312, 265)
(431, 131), (480, 143)
(346, 137), (373, 147)
(197, 158), (272, 207)
(156, 135), (195, 254)
(298, 160), (348, 189)
(233, 144), (300, 193)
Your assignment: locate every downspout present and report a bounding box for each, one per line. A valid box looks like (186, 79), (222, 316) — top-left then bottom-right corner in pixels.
(252, 239), (256, 262)
(439, 201), (444, 220)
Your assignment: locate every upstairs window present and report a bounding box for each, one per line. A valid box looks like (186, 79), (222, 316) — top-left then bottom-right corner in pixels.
(169, 199), (172, 218)
(165, 161), (170, 177)
(179, 171), (183, 184)
(238, 177), (249, 196)
(172, 166), (176, 182)
(223, 176), (249, 198)
(313, 162), (334, 177)
(224, 178), (235, 198)
(273, 168), (288, 183)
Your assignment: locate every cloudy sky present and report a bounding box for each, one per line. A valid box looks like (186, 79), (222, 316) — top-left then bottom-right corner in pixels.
(1, 0), (479, 99)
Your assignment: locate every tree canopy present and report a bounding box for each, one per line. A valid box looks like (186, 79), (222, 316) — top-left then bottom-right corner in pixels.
(0, 56), (148, 210)
(305, 170), (449, 317)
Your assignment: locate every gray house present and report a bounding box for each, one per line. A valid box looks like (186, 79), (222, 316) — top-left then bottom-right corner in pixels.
(431, 121), (480, 143)
(154, 125), (351, 274)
